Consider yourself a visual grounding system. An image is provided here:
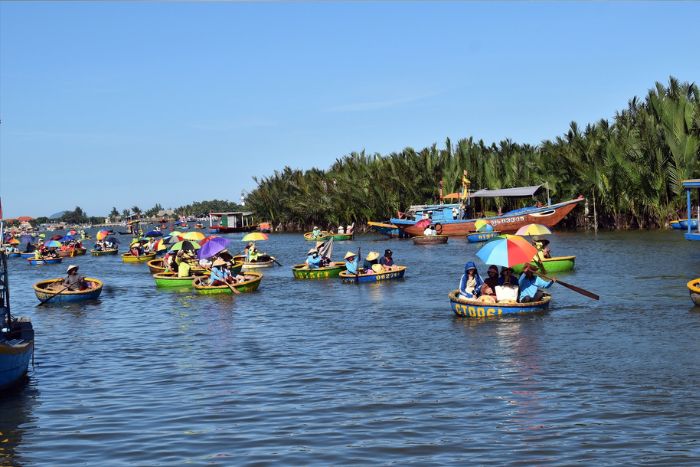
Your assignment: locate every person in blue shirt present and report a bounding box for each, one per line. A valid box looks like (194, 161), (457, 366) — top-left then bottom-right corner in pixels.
(518, 264), (555, 302)
(459, 261), (484, 299)
(209, 258), (231, 285)
(344, 251), (358, 274)
(306, 248), (322, 269)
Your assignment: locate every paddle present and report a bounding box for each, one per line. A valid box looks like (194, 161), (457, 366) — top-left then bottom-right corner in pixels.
(226, 281), (241, 295)
(37, 285), (70, 306)
(538, 272), (599, 301)
(355, 247), (361, 283)
(271, 257), (283, 267)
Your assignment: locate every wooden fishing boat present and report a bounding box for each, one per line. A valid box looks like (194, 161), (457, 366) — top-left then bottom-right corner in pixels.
(339, 266), (407, 283)
(679, 218), (699, 229)
(57, 247), (87, 257)
(670, 220), (682, 230)
(90, 248), (119, 256)
(367, 221), (404, 238)
(193, 272), (263, 294)
(511, 256), (576, 274)
(1, 252), (35, 390)
(121, 252), (156, 263)
(27, 257), (62, 265)
(688, 278), (700, 307)
(292, 262), (346, 279)
(153, 271), (209, 288)
(33, 278), (104, 303)
(304, 231), (331, 241)
(19, 252), (35, 259)
(466, 231), (500, 243)
(412, 235), (448, 245)
(449, 289), (551, 317)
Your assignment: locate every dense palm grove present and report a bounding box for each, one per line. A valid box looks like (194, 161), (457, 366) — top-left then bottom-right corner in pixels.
(247, 77), (699, 231)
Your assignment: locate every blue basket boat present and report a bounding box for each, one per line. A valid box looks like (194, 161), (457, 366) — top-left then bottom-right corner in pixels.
(27, 257), (62, 265)
(466, 231), (500, 243)
(339, 266), (406, 283)
(33, 278), (104, 304)
(448, 289), (551, 317)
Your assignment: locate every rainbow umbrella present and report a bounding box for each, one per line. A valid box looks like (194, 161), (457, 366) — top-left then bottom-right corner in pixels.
(476, 234), (538, 267)
(241, 232), (268, 242)
(170, 230), (183, 237)
(96, 230), (111, 241)
(169, 240), (201, 252)
(45, 240), (61, 248)
(515, 224), (552, 236)
(8, 238), (20, 245)
(182, 231), (205, 241)
(474, 219), (488, 231)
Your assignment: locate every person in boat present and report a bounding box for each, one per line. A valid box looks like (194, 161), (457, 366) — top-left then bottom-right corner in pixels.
(379, 249), (394, 269)
(46, 247), (59, 259)
(363, 251), (381, 273)
(306, 248), (322, 269)
(337, 225), (345, 234)
(459, 261), (484, 299)
(209, 258), (233, 285)
(311, 226), (322, 239)
(481, 265), (499, 299)
(344, 251), (358, 274)
(533, 238), (552, 260)
(518, 264), (555, 303)
(346, 223), (354, 234)
(423, 224), (437, 236)
(63, 265), (93, 291)
(130, 242), (143, 256)
(177, 259), (191, 278)
(499, 266), (518, 287)
(94, 241), (104, 251)
(164, 251), (177, 273)
(248, 245), (259, 263)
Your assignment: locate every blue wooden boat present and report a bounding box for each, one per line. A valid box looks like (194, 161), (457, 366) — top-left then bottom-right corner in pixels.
(678, 218), (699, 229)
(339, 266), (406, 283)
(448, 289), (551, 317)
(466, 231), (500, 243)
(1, 252), (35, 390)
(7, 252), (20, 258)
(367, 221), (407, 238)
(27, 257), (62, 265)
(670, 220), (682, 230)
(33, 278), (104, 303)
(19, 252), (35, 259)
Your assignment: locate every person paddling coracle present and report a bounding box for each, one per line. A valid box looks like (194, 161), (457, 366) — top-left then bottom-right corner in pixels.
(518, 264), (555, 303)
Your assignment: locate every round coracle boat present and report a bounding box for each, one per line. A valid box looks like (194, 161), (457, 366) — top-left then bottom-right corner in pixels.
(153, 271), (209, 288)
(33, 277), (104, 303)
(58, 247), (87, 257)
(292, 262), (346, 279)
(466, 231), (500, 243)
(339, 265), (407, 283)
(412, 235), (448, 245)
(147, 258), (166, 274)
(304, 231), (331, 241)
(192, 272), (263, 294)
(242, 256), (276, 269)
(448, 289), (551, 318)
(91, 248), (119, 256)
(20, 252), (35, 259)
(27, 257), (62, 265)
(688, 278), (700, 307)
(121, 252), (157, 263)
(511, 256), (576, 274)
(330, 233), (353, 241)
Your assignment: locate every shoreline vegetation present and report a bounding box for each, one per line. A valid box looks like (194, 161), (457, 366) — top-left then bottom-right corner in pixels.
(245, 77), (699, 232)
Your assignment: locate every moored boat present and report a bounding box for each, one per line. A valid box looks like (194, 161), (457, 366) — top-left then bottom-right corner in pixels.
(511, 256), (576, 274)
(331, 233), (353, 241)
(292, 262), (346, 279)
(367, 221), (405, 238)
(153, 271), (209, 288)
(678, 218), (699, 229)
(1, 252), (35, 390)
(90, 248), (119, 256)
(688, 278), (700, 306)
(32, 278), (104, 303)
(27, 257), (62, 265)
(58, 247), (87, 257)
(670, 220), (682, 230)
(121, 252), (157, 263)
(339, 266), (407, 283)
(466, 231), (500, 243)
(412, 235), (448, 245)
(304, 231), (331, 241)
(193, 272), (263, 294)
(448, 289), (551, 317)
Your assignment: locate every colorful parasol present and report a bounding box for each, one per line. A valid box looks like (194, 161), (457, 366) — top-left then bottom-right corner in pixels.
(199, 235), (219, 246)
(8, 238), (20, 245)
(169, 231), (183, 237)
(169, 240), (201, 252)
(415, 219), (431, 230)
(96, 229), (111, 241)
(515, 224), (552, 236)
(198, 237), (230, 259)
(476, 234), (538, 267)
(45, 240), (61, 248)
(475, 219), (493, 232)
(182, 231), (205, 241)
(241, 232), (268, 242)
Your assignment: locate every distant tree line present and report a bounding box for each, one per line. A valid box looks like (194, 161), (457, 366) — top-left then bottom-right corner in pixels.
(245, 77), (700, 231)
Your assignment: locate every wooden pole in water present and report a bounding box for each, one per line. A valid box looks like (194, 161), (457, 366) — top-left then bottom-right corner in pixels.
(592, 189), (598, 234)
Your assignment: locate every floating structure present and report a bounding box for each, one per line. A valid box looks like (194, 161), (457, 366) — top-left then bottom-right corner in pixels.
(683, 180), (700, 241)
(208, 212), (255, 234)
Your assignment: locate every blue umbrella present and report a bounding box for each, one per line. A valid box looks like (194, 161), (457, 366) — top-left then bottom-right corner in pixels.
(145, 230), (163, 237)
(60, 235), (75, 242)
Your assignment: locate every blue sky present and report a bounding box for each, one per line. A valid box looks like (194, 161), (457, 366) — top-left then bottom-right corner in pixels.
(1, 1), (698, 218)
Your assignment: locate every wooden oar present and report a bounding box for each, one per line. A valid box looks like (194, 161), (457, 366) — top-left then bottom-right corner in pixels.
(226, 281), (241, 295)
(355, 247), (361, 283)
(37, 285), (70, 306)
(271, 257), (282, 267)
(538, 273), (599, 300)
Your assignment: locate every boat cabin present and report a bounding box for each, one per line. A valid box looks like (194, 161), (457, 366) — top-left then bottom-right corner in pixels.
(208, 211), (255, 233)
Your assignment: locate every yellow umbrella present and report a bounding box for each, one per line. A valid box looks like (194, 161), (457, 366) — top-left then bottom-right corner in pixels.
(242, 232), (269, 242)
(182, 231), (205, 241)
(474, 219), (493, 232)
(515, 224), (552, 236)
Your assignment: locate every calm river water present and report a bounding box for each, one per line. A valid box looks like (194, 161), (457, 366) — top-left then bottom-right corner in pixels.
(2, 230), (700, 465)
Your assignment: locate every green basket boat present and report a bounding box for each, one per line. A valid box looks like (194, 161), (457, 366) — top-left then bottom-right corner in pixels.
(292, 262), (346, 279)
(511, 256), (576, 274)
(90, 248), (119, 256)
(192, 272), (263, 294)
(153, 271), (210, 288)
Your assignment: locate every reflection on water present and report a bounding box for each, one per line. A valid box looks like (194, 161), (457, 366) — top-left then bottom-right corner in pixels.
(3, 229), (700, 464)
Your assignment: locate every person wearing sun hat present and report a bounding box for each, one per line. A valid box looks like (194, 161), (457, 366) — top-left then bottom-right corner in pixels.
(363, 251), (380, 272)
(209, 257), (231, 286)
(518, 263), (555, 303)
(63, 264), (90, 291)
(344, 251), (358, 274)
(311, 226), (322, 239)
(305, 248), (321, 269)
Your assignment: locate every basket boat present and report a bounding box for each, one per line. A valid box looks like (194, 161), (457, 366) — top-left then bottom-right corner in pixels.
(412, 235), (448, 245)
(33, 278), (104, 303)
(448, 289), (551, 317)
(90, 248), (118, 256)
(339, 266), (407, 283)
(153, 271), (209, 288)
(688, 278), (700, 307)
(121, 252), (157, 263)
(511, 256), (576, 274)
(27, 257), (62, 265)
(292, 262), (346, 279)
(193, 272), (263, 294)
(466, 231), (500, 243)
